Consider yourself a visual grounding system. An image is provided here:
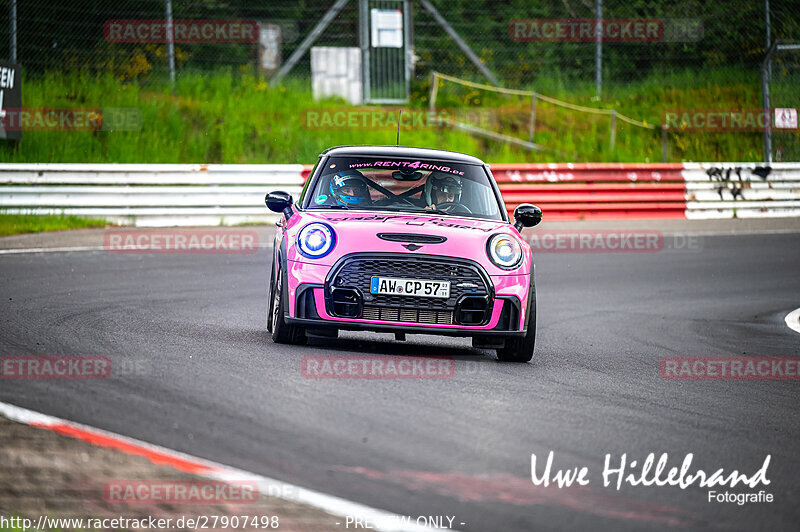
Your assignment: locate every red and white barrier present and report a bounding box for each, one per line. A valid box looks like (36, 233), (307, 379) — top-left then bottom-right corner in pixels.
(490, 163), (687, 220)
(490, 162), (800, 220)
(1, 162), (798, 225)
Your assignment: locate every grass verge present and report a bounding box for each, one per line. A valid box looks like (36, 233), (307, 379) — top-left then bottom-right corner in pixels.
(0, 68), (779, 164)
(0, 214), (109, 237)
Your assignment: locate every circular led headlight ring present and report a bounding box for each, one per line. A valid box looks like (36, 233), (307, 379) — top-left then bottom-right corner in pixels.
(487, 233), (523, 270)
(297, 222), (336, 259)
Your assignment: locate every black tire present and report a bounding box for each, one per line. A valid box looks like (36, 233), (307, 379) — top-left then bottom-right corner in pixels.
(269, 264), (306, 345)
(497, 277), (536, 362)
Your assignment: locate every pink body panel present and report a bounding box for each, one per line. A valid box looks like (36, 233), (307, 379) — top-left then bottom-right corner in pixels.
(283, 209), (533, 330)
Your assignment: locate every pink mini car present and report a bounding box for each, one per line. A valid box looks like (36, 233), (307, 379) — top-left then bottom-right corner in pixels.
(265, 146), (542, 362)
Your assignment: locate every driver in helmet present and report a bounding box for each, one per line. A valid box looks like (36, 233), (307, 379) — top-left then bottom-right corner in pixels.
(424, 174), (463, 211)
(328, 170), (372, 207)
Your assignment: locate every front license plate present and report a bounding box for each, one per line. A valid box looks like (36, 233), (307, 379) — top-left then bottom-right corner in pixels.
(370, 276), (451, 298)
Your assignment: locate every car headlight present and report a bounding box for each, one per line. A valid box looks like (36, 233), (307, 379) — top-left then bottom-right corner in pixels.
(298, 223), (336, 259)
(487, 233), (523, 270)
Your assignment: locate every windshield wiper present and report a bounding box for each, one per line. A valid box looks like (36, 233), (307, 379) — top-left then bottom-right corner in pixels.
(397, 206), (457, 216)
(312, 204), (349, 209)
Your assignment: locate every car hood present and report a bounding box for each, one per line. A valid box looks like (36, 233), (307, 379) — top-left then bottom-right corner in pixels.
(284, 209), (530, 275)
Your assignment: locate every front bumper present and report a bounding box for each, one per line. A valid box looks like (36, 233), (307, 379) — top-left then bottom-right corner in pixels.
(288, 285), (525, 337)
(285, 253), (531, 335)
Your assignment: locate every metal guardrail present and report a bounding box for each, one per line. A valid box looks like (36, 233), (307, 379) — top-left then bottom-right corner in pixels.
(0, 164), (307, 226)
(490, 163), (687, 220)
(1, 163), (798, 225)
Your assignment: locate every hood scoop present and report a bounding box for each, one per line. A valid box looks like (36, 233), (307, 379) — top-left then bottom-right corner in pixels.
(377, 233), (447, 244)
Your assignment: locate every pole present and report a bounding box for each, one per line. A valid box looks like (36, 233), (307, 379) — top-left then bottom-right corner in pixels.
(166, 0), (175, 87)
(765, 0), (771, 81)
(761, 41), (777, 164)
(595, 0), (602, 98)
(10, 0), (17, 63)
(403, 0), (411, 102)
(528, 93), (537, 143)
(359, 0), (370, 103)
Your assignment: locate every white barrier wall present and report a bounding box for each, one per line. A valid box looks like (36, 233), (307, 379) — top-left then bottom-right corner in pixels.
(0, 164), (306, 227)
(683, 162), (800, 219)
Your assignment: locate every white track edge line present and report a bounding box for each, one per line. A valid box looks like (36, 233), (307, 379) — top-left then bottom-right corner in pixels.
(785, 308), (800, 335)
(0, 400), (444, 532)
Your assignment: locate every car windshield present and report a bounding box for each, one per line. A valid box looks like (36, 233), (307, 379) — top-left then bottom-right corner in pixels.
(304, 156), (504, 221)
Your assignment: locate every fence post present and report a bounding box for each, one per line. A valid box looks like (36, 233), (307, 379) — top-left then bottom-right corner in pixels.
(10, 0), (17, 62)
(429, 72), (439, 112)
(528, 93), (537, 143)
(609, 110), (616, 153)
(761, 41), (778, 164)
(595, 0), (602, 98)
(165, 0), (176, 87)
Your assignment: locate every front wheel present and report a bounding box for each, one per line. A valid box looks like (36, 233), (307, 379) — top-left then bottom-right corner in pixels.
(269, 265), (306, 345)
(496, 278), (536, 362)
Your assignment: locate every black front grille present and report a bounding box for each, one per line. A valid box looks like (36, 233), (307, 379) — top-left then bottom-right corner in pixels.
(377, 233), (447, 244)
(328, 255), (491, 313)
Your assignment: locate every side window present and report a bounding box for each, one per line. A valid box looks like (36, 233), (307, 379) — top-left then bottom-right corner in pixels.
(298, 158), (323, 207)
(311, 173), (335, 205)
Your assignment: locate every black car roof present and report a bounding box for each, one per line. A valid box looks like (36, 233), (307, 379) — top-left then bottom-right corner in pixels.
(320, 145), (486, 165)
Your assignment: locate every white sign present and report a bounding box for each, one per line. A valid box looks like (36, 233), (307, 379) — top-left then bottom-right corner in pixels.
(775, 108), (798, 129)
(371, 9), (403, 48)
(310, 47), (363, 105)
(258, 24), (282, 73)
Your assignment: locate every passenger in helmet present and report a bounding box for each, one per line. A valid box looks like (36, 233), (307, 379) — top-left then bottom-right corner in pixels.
(329, 170), (372, 206)
(424, 174), (463, 211)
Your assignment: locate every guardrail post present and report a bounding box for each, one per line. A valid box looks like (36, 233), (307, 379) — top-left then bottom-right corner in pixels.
(661, 124), (668, 162)
(609, 110), (617, 153)
(528, 94), (537, 143)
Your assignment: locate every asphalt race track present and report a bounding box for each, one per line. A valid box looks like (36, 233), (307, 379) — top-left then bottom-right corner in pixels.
(1, 230), (799, 531)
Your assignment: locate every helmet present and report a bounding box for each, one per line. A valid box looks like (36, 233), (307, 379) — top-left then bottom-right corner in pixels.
(329, 170), (371, 206)
(424, 174), (463, 206)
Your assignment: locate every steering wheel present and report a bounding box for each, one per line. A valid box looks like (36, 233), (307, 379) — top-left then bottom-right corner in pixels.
(435, 202), (472, 214)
